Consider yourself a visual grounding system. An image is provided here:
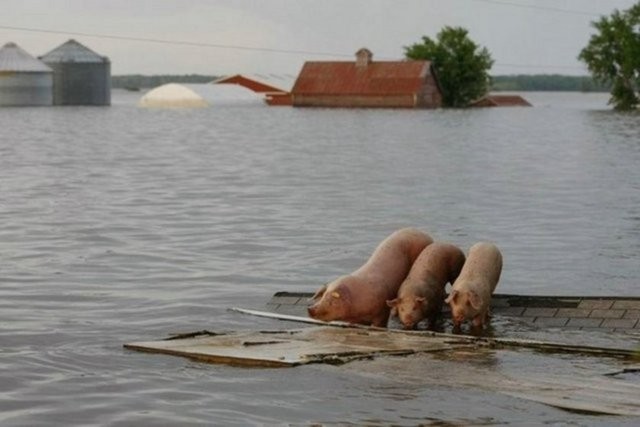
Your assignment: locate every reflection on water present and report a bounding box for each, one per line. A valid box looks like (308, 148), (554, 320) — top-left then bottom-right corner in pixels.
(0, 91), (639, 425)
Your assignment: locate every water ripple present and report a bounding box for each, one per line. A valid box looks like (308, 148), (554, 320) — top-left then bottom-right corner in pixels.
(1, 92), (639, 425)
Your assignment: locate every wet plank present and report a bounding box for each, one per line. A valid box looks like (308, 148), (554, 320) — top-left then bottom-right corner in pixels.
(229, 307), (639, 359)
(125, 309), (640, 416)
(124, 327), (474, 368)
(504, 375), (640, 416)
(351, 349), (640, 416)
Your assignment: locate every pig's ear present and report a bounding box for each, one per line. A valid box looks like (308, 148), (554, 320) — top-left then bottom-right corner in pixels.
(469, 290), (482, 310)
(444, 290), (458, 304)
(310, 284), (327, 301)
(386, 298), (400, 308)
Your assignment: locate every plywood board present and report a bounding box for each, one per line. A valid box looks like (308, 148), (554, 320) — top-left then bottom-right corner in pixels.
(124, 308), (640, 416)
(230, 307), (639, 359)
(124, 327), (473, 368)
(503, 375), (640, 416)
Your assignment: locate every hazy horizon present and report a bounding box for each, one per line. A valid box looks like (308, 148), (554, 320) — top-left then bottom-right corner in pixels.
(1, 0), (637, 76)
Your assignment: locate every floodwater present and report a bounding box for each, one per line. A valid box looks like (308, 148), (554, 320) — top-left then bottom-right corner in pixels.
(1, 91), (639, 425)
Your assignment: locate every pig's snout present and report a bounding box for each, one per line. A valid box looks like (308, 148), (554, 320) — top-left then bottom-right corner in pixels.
(400, 318), (417, 330)
(453, 313), (465, 325)
(307, 304), (318, 317)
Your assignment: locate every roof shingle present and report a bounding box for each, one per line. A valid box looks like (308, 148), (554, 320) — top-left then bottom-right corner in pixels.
(292, 60), (430, 95)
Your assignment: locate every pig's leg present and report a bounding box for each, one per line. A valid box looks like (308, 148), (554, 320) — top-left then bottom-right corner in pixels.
(371, 312), (390, 328)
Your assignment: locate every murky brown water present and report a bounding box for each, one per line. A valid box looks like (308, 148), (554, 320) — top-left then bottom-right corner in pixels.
(1, 91), (639, 425)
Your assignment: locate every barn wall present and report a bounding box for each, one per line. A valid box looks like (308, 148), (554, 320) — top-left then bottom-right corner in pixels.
(416, 74), (442, 108)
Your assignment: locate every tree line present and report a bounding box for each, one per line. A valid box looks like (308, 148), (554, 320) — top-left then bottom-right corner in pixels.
(491, 75), (609, 92)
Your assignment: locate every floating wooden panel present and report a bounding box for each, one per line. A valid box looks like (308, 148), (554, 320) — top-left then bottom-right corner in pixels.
(125, 327), (474, 368)
(230, 307), (639, 359)
(503, 375), (640, 417)
(125, 308), (640, 416)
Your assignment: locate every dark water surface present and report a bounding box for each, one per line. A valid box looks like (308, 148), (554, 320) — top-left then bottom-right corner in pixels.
(1, 91), (639, 425)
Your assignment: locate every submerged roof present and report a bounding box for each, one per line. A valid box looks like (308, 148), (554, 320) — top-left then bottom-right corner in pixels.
(213, 73), (298, 93)
(0, 42), (52, 72)
(292, 60), (432, 95)
(39, 39), (109, 63)
(138, 83), (265, 108)
(471, 95), (532, 107)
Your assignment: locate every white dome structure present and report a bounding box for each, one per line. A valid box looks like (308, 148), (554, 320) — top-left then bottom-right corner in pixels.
(138, 83), (265, 108)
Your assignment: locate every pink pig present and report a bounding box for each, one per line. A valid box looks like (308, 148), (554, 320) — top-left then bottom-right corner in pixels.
(307, 228), (433, 327)
(445, 242), (503, 330)
(387, 242), (466, 330)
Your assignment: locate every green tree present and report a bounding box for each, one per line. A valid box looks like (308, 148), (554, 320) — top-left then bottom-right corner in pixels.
(578, 3), (640, 110)
(405, 27), (494, 108)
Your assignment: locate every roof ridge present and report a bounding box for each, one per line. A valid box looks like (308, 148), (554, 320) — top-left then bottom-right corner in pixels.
(0, 41), (52, 72)
(39, 39), (109, 63)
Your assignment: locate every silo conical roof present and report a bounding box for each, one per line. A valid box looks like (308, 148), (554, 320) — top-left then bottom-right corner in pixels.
(0, 42), (52, 72)
(39, 39), (109, 63)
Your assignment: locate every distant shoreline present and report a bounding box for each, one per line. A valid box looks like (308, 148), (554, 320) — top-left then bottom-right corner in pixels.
(490, 74), (608, 92)
(112, 74), (609, 93)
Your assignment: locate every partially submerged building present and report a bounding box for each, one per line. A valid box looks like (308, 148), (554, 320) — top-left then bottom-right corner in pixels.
(471, 94), (532, 107)
(0, 42), (52, 106)
(291, 48), (442, 108)
(138, 83), (265, 108)
(39, 39), (111, 106)
(213, 73), (297, 105)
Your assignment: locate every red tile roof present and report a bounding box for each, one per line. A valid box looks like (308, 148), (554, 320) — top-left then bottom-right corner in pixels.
(292, 60), (432, 96)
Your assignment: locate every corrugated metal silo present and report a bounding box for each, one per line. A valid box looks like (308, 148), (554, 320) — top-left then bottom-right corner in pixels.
(39, 39), (111, 106)
(0, 42), (53, 106)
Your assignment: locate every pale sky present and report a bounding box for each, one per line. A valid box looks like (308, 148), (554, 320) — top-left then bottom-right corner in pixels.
(1, 0), (637, 76)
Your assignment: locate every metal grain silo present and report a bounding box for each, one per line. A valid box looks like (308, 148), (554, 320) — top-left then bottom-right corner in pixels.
(0, 42), (53, 106)
(39, 39), (111, 106)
